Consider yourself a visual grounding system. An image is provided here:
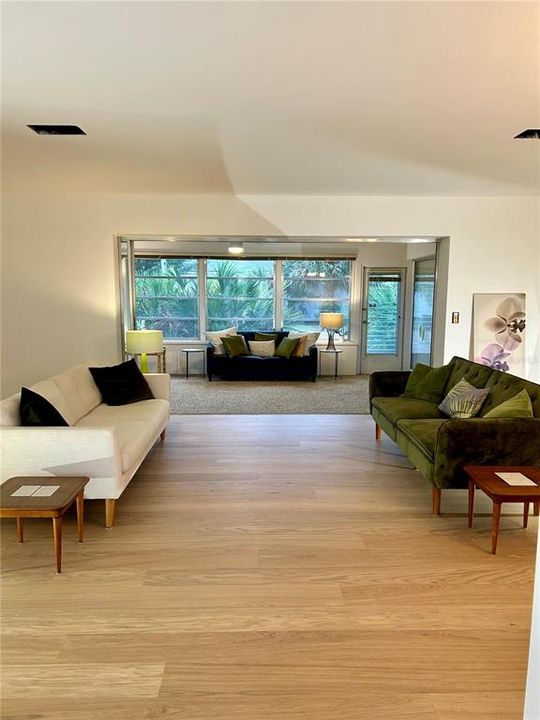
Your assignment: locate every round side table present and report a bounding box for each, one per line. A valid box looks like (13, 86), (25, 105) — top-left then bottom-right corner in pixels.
(181, 348), (206, 379)
(318, 349), (343, 379)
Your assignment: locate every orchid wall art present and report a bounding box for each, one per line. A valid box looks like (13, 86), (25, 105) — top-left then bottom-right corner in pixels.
(472, 294), (526, 374)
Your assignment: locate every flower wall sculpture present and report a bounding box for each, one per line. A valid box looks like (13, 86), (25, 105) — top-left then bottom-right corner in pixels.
(473, 294), (526, 373)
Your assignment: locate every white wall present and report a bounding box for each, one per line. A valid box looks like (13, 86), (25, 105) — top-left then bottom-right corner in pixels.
(1, 193), (538, 395)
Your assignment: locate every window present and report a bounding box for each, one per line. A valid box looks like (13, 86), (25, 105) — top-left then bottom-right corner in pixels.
(206, 259), (275, 331)
(282, 260), (351, 336)
(132, 256), (354, 340)
(365, 270), (402, 354)
(134, 257), (199, 339)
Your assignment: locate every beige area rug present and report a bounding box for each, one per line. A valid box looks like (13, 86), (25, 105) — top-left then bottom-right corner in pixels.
(170, 375), (370, 414)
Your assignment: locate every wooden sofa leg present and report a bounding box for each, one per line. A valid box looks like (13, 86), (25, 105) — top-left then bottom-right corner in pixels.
(432, 487), (442, 515)
(534, 501), (540, 517)
(105, 499), (116, 528)
(160, 429), (166, 441)
(375, 423), (382, 441)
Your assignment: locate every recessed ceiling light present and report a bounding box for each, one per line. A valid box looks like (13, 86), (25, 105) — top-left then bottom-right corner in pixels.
(409, 238), (431, 243)
(514, 129), (540, 139)
(228, 242), (244, 255)
(27, 124), (86, 135)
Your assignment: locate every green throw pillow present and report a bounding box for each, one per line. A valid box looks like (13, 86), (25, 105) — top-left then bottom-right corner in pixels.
(438, 378), (489, 419)
(483, 389), (534, 419)
(255, 332), (278, 342)
(275, 337), (299, 359)
(404, 363), (450, 403)
(221, 335), (250, 358)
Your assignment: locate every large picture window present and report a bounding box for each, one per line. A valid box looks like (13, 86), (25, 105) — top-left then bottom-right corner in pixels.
(133, 256), (352, 340)
(282, 260), (351, 336)
(134, 257), (199, 339)
(206, 259), (275, 331)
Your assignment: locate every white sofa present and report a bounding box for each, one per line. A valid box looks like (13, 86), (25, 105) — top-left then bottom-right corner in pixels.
(0, 364), (170, 526)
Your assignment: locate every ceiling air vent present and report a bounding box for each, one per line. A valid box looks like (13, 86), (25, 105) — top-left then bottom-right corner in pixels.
(514, 129), (540, 139)
(27, 124), (86, 135)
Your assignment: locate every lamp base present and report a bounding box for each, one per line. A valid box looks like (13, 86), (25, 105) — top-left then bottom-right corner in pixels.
(140, 352), (149, 374)
(325, 330), (337, 351)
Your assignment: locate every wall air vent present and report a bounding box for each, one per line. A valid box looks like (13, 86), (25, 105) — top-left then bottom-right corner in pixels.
(514, 129), (540, 139)
(27, 124), (86, 135)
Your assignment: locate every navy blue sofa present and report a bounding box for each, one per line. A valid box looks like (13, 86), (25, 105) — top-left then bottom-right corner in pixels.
(207, 331), (318, 382)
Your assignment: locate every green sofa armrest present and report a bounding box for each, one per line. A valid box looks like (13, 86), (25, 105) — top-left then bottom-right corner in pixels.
(369, 371), (411, 405)
(433, 417), (540, 489)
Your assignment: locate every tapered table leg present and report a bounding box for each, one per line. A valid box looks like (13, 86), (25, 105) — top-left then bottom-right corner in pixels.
(52, 516), (62, 573)
(76, 491), (84, 542)
(523, 502), (530, 529)
(16, 517), (24, 543)
(468, 479), (475, 528)
(491, 502), (501, 555)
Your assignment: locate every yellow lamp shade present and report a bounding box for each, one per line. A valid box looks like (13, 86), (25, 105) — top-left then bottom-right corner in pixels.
(319, 312), (344, 330)
(125, 330), (163, 354)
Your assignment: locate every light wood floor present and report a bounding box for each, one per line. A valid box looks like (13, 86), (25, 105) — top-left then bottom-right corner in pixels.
(1, 414), (537, 719)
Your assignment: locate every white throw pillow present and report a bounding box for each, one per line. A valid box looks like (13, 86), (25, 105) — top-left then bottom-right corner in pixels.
(248, 340), (275, 357)
(206, 326), (237, 355)
(289, 332), (320, 356)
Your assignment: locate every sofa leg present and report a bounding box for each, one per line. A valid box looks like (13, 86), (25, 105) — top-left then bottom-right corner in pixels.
(432, 487), (442, 515)
(105, 499), (116, 528)
(534, 501), (540, 517)
(375, 423), (382, 441)
(160, 429), (166, 441)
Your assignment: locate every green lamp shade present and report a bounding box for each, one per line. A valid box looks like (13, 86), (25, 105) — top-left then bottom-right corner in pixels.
(125, 330), (163, 373)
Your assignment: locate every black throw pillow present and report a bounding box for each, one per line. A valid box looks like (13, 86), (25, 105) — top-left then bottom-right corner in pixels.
(20, 387), (68, 426)
(89, 359), (154, 406)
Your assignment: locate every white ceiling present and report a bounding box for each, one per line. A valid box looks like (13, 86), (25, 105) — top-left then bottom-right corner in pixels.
(2, 1), (539, 195)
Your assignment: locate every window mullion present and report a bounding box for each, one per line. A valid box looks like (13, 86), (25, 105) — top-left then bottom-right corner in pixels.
(275, 259), (283, 330)
(199, 258), (207, 340)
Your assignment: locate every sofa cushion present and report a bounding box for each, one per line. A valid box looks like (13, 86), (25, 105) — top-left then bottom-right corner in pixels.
(275, 337), (299, 358)
(89, 360), (154, 406)
(371, 396), (445, 424)
(221, 335), (250, 358)
(289, 331), (320, 356)
(404, 363), (450, 403)
(443, 357), (492, 394)
(206, 326), (237, 355)
(77, 399), (169, 471)
(480, 370), (540, 417)
(51, 365), (102, 424)
(397, 419), (449, 461)
(438, 379), (489, 419)
(483, 389), (534, 419)
(31, 378), (77, 426)
(19, 387), (69, 426)
(248, 340), (275, 357)
(0, 393), (21, 426)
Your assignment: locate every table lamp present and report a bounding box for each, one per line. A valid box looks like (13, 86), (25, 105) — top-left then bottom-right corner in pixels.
(319, 312), (344, 351)
(125, 330), (163, 373)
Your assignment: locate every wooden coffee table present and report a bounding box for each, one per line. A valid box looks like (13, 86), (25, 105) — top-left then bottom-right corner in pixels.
(0, 476), (89, 573)
(464, 466), (540, 555)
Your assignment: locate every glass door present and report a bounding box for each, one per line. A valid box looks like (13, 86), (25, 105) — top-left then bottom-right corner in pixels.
(361, 268), (406, 373)
(410, 257), (436, 368)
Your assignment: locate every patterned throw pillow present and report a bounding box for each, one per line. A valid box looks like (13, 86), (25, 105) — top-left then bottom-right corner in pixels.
(289, 332), (320, 356)
(206, 326), (237, 355)
(438, 378), (489, 419)
(248, 340), (275, 357)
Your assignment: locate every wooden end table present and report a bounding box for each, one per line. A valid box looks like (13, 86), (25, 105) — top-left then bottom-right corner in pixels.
(464, 466), (540, 555)
(0, 476), (89, 573)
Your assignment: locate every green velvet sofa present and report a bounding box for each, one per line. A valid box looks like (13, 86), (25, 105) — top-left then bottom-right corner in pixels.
(369, 356), (540, 513)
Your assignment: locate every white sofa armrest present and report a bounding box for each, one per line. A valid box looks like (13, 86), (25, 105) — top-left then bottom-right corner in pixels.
(144, 373), (170, 401)
(0, 426), (123, 498)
